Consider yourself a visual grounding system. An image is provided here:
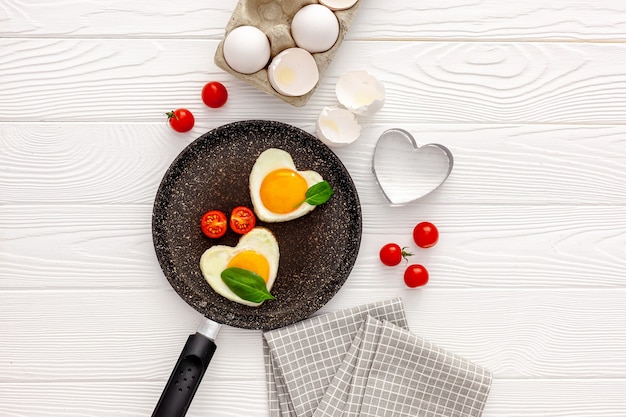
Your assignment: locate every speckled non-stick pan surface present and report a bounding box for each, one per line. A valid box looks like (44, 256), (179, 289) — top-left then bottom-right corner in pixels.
(152, 120), (362, 330)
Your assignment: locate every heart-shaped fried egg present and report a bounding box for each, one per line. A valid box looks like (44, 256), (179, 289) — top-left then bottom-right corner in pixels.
(249, 148), (324, 222)
(200, 227), (279, 307)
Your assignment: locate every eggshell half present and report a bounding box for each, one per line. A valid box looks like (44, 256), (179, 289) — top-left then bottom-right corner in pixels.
(316, 106), (361, 147)
(336, 70), (386, 116)
(320, 0), (359, 11)
(268, 48), (319, 97)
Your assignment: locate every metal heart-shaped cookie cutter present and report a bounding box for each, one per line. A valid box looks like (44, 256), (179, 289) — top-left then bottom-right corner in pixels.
(372, 129), (454, 205)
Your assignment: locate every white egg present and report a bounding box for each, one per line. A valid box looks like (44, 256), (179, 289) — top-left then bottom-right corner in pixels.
(223, 26), (271, 74)
(291, 4), (340, 53)
(249, 148), (324, 223)
(200, 227), (279, 307)
(316, 106), (361, 147)
(268, 48), (319, 97)
(320, 0), (359, 11)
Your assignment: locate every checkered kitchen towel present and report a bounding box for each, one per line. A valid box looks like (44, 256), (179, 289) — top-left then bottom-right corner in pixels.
(263, 298), (409, 417)
(263, 298), (492, 417)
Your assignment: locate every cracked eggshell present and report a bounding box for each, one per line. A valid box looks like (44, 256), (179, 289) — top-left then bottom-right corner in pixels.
(320, 0), (359, 11)
(268, 48), (319, 97)
(336, 70), (386, 116)
(316, 106), (361, 147)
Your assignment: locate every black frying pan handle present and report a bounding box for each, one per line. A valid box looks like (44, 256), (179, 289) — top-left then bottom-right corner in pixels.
(152, 332), (217, 417)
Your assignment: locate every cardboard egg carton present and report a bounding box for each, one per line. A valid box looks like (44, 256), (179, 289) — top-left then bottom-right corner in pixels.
(214, 0), (362, 107)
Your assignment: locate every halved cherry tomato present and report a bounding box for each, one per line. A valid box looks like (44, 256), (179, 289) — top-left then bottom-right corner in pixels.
(201, 81), (228, 108)
(200, 210), (227, 238)
(379, 243), (412, 266)
(413, 221), (439, 248)
(166, 108), (195, 133)
(404, 264), (429, 288)
(230, 206), (256, 234)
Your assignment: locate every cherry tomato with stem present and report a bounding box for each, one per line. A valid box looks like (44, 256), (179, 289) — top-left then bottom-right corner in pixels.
(200, 210), (228, 238)
(166, 108), (195, 133)
(379, 243), (413, 266)
(413, 221), (439, 248)
(404, 264), (429, 288)
(230, 206), (256, 235)
(202, 81), (228, 108)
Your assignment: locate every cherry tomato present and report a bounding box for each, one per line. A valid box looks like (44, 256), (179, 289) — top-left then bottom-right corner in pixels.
(200, 210), (227, 238)
(404, 264), (429, 288)
(379, 243), (412, 266)
(166, 108), (195, 133)
(202, 81), (228, 108)
(230, 206), (256, 234)
(413, 221), (439, 248)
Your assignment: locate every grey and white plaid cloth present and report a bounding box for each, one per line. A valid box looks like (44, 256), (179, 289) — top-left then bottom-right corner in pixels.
(263, 298), (492, 417)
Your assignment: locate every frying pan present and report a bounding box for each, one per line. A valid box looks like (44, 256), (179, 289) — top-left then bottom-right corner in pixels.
(150, 120), (362, 417)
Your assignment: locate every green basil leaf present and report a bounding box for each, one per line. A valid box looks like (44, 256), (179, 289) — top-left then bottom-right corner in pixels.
(221, 267), (275, 303)
(294, 181), (334, 208)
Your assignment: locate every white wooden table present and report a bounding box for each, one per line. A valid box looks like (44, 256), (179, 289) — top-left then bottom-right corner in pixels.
(2, 1), (626, 416)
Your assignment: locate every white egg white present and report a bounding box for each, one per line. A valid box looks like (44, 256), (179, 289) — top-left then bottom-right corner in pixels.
(249, 148), (324, 222)
(199, 227), (279, 307)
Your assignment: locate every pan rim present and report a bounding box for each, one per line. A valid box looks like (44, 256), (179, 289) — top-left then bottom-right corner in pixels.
(152, 120), (362, 330)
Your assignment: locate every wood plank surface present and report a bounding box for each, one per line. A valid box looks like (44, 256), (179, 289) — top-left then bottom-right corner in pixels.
(2, 40), (626, 124)
(2, 379), (626, 417)
(2, 0), (625, 41)
(1, 124), (624, 205)
(1, 289), (626, 381)
(1, 203), (624, 289)
(1, 1), (625, 416)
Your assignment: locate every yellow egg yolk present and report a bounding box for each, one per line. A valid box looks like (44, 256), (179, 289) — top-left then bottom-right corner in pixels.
(260, 168), (308, 214)
(227, 250), (270, 283)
